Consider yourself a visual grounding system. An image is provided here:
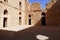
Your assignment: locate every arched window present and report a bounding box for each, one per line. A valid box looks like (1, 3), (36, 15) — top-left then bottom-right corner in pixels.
(19, 2), (22, 10)
(4, 0), (8, 2)
(19, 12), (21, 15)
(4, 9), (8, 15)
(0, 1), (2, 3)
(29, 15), (31, 18)
(19, 2), (22, 7)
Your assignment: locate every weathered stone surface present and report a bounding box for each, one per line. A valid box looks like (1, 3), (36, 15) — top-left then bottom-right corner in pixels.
(46, 0), (60, 26)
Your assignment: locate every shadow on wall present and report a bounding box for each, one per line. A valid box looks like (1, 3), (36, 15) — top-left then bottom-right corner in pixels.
(35, 12), (46, 26)
(46, 0), (60, 26)
(35, 0), (60, 26)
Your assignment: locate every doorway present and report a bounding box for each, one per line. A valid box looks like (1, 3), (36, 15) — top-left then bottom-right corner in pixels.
(41, 17), (46, 25)
(41, 12), (46, 26)
(3, 18), (7, 27)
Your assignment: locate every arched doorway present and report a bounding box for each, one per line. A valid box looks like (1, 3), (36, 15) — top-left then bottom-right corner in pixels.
(41, 12), (46, 26)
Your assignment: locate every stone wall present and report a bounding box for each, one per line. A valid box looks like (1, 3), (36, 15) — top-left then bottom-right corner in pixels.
(30, 3), (42, 25)
(46, 0), (60, 26)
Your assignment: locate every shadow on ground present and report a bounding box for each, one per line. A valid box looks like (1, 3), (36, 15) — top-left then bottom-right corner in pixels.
(0, 26), (60, 40)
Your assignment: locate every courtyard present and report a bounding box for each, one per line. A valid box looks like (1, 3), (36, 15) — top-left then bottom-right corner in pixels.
(0, 26), (60, 40)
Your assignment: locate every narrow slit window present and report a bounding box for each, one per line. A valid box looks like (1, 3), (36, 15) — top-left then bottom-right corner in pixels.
(19, 2), (22, 7)
(29, 19), (31, 25)
(19, 17), (21, 25)
(29, 14), (31, 25)
(3, 18), (7, 27)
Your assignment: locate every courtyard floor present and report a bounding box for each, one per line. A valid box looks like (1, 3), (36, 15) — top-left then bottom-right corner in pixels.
(0, 26), (60, 40)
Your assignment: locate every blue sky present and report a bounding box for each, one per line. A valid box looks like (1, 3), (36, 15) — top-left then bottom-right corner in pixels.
(28, 0), (50, 9)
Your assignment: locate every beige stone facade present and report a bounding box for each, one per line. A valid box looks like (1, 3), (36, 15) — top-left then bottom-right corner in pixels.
(0, 0), (59, 31)
(0, 0), (27, 27)
(30, 3), (42, 25)
(0, 0), (42, 31)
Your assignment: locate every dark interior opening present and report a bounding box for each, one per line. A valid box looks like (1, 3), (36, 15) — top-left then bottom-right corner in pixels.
(19, 17), (21, 25)
(41, 17), (46, 26)
(4, 9), (8, 15)
(29, 19), (31, 25)
(41, 12), (46, 26)
(4, 0), (8, 2)
(19, 2), (22, 6)
(29, 15), (31, 18)
(3, 18), (7, 27)
(41, 12), (45, 15)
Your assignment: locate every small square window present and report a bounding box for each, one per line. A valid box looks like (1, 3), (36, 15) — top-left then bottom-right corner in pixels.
(19, 2), (21, 6)
(4, 0), (8, 2)
(29, 15), (31, 18)
(19, 12), (21, 15)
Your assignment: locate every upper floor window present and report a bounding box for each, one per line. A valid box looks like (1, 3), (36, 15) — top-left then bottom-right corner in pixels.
(19, 12), (21, 15)
(4, 9), (8, 15)
(29, 15), (31, 18)
(19, 2), (22, 7)
(0, 1), (2, 3)
(4, 0), (8, 2)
